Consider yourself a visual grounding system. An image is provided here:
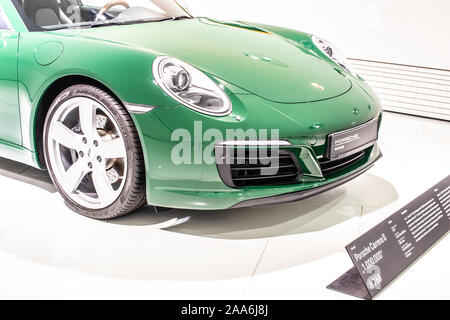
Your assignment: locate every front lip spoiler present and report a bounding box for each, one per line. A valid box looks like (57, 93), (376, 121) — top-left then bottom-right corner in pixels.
(231, 152), (383, 209)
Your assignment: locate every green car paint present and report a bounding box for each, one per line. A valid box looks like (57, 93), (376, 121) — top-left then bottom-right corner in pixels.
(0, 1), (382, 210)
(0, 15), (20, 145)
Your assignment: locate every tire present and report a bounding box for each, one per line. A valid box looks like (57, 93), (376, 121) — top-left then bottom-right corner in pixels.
(43, 84), (146, 219)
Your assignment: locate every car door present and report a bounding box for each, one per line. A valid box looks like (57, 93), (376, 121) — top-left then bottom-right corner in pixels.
(0, 6), (21, 146)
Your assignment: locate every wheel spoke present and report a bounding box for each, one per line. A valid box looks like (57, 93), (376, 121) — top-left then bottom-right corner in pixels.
(97, 138), (126, 159)
(49, 121), (81, 150)
(92, 164), (115, 203)
(48, 95), (127, 209)
(61, 159), (87, 194)
(79, 104), (97, 140)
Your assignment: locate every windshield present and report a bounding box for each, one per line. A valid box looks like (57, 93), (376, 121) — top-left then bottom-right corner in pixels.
(17, 0), (192, 30)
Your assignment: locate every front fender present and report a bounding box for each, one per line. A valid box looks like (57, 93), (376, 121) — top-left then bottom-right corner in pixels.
(18, 31), (177, 154)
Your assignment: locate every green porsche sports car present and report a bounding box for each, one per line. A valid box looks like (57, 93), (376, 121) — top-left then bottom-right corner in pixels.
(0, 0), (382, 219)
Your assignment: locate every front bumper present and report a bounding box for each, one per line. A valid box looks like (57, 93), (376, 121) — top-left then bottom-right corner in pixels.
(130, 80), (383, 210)
(137, 133), (382, 210)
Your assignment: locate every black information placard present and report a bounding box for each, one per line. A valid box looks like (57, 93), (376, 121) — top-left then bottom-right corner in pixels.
(328, 175), (450, 299)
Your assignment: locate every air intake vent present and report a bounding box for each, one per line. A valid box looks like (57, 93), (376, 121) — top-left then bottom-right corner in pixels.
(216, 149), (301, 188)
(319, 151), (365, 176)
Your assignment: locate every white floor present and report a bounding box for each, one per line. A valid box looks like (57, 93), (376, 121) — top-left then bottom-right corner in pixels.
(0, 112), (448, 300)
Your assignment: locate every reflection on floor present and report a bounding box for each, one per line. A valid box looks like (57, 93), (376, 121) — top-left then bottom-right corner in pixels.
(0, 112), (448, 299)
(114, 173), (397, 240)
(0, 158), (55, 193)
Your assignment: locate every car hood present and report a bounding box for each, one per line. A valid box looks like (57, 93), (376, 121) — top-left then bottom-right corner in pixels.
(66, 18), (352, 103)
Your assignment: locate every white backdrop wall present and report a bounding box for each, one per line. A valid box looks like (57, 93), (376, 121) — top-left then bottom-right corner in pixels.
(185, 0), (450, 120)
(185, 0), (450, 69)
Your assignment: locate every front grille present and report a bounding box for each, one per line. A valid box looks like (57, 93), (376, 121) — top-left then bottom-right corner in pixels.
(217, 149), (301, 188)
(319, 151), (365, 176)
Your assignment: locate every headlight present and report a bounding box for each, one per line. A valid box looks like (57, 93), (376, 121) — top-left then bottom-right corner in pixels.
(153, 56), (232, 116)
(312, 36), (357, 77)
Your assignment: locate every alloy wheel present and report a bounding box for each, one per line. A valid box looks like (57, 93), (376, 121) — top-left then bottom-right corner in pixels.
(46, 97), (128, 209)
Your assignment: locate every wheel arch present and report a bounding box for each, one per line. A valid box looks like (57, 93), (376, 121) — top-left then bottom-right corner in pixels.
(34, 75), (126, 168)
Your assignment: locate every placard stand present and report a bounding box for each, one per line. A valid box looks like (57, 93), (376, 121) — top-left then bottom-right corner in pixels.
(327, 267), (371, 300)
(328, 175), (450, 300)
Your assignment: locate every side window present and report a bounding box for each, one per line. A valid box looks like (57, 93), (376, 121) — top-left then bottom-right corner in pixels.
(0, 7), (11, 30)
